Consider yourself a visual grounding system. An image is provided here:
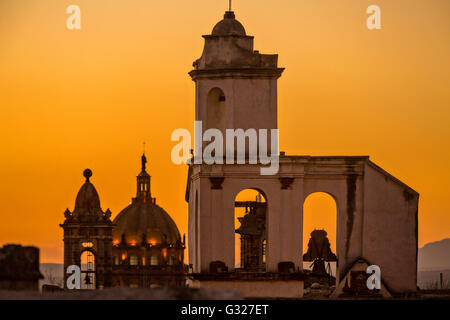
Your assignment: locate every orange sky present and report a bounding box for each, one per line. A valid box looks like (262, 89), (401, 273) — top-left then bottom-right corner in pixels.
(0, 0), (449, 263)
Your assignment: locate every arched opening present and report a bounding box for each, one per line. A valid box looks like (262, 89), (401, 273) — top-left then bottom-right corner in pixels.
(206, 87), (226, 133)
(80, 250), (96, 290)
(234, 189), (267, 271)
(302, 192), (337, 282)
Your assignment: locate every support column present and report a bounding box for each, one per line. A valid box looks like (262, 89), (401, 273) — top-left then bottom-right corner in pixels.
(279, 178), (302, 268)
(266, 188), (281, 272)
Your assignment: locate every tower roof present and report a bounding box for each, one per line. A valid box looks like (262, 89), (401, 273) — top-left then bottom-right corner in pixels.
(62, 169), (113, 225)
(190, 10), (283, 77)
(75, 169), (101, 209)
(113, 201), (181, 246)
(212, 11), (246, 36)
(113, 156), (181, 246)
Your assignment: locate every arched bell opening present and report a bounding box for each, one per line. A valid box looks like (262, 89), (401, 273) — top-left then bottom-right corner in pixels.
(234, 188), (268, 272)
(80, 250), (96, 290)
(302, 192), (338, 287)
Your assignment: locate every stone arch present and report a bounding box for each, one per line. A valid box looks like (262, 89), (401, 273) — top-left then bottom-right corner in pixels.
(302, 192), (338, 278)
(232, 187), (268, 203)
(302, 174), (361, 282)
(301, 179), (356, 284)
(233, 187), (268, 271)
(302, 191), (339, 209)
(80, 248), (96, 289)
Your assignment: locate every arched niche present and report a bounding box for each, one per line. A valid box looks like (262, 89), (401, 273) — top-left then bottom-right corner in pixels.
(206, 87), (226, 133)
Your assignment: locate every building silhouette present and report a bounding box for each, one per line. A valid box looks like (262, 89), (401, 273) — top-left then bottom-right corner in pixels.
(61, 155), (185, 289)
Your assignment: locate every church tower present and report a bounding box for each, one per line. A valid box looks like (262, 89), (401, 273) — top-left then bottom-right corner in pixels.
(60, 169), (114, 289)
(187, 7), (418, 299)
(187, 9), (284, 275)
(134, 153), (151, 203)
(189, 10), (284, 141)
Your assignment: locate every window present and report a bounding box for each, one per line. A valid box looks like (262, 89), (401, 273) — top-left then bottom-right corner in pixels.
(130, 254), (138, 266)
(262, 239), (267, 264)
(150, 255), (159, 266)
(82, 241), (94, 248)
(168, 256), (175, 266)
(113, 255), (119, 265)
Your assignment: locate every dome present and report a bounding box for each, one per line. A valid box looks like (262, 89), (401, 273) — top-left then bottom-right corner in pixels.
(113, 201), (181, 246)
(212, 11), (246, 36)
(75, 169), (101, 209)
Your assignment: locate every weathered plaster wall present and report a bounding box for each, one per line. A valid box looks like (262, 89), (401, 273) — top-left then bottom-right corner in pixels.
(362, 162), (418, 293)
(187, 157), (419, 294)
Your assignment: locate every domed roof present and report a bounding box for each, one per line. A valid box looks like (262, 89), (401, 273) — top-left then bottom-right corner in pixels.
(75, 169), (101, 209)
(212, 11), (246, 36)
(113, 201), (181, 246)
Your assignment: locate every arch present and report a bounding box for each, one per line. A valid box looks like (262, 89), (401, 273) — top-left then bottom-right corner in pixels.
(302, 191), (339, 211)
(234, 188), (268, 271)
(80, 249), (96, 290)
(302, 192), (338, 279)
(232, 187), (268, 202)
(206, 87), (226, 133)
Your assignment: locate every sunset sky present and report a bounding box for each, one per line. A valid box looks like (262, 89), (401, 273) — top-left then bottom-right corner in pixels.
(0, 0), (449, 263)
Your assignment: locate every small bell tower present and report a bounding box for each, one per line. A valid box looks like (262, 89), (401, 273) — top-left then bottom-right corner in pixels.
(134, 153), (152, 203)
(60, 169), (114, 289)
(189, 10), (284, 143)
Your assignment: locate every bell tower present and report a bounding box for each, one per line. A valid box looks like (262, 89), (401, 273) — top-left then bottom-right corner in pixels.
(134, 153), (151, 203)
(187, 10), (284, 274)
(189, 10), (284, 140)
(60, 169), (114, 289)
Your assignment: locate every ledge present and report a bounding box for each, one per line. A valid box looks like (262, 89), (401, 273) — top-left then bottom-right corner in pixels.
(188, 271), (306, 281)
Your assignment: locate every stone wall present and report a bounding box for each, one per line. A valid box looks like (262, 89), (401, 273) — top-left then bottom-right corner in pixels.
(0, 244), (43, 291)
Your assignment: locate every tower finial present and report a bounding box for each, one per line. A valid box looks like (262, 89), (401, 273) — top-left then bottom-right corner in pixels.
(141, 153), (147, 172)
(83, 169), (92, 182)
(229, 0), (232, 11)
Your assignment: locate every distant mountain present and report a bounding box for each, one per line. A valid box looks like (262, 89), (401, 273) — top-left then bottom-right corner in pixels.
(418, 238), (450, 271)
